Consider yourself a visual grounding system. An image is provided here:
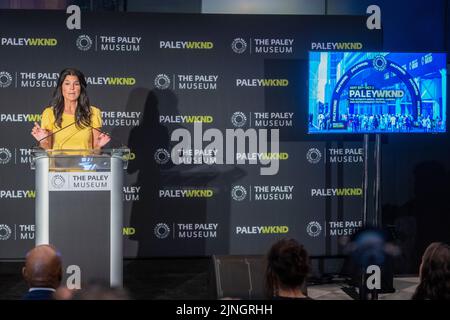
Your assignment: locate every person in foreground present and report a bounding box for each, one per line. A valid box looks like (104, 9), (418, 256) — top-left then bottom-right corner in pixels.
(22, 244), (62, 300)
(265, 238), (312, 300)
(412, 242), (450, 300)
(31, 68), (110, 150)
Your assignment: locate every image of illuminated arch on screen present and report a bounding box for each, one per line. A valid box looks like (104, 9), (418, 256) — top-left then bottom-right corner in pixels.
(308, 52), (447, 134)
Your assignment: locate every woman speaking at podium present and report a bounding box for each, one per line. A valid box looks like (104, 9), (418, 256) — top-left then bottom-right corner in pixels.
(31, 68), (110, 150)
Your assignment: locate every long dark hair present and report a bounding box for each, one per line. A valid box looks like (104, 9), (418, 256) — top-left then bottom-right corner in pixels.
(412, 242), (450, 300)
(51, 68), (91, 128)
(265, 238), (310, 298)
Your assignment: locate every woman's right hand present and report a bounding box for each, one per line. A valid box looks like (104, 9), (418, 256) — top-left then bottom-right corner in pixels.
(31, 122), (49, 141)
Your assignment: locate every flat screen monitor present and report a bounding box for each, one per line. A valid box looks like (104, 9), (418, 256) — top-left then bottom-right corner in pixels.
(308, 52), (447, 133)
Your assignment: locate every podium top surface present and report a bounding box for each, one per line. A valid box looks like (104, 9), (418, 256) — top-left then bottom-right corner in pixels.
(30, 147), (130, 171)
(31, 147), (130, 157)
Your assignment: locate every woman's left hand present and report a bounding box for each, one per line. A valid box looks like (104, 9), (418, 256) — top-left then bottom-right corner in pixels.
(95, 132), (111, 148)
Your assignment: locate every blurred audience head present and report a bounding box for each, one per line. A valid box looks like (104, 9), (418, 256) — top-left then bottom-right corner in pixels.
(22, 244), (62, 289)
(71, 280), (130, 300)
(53, 286), (74, 300)
(343, 226), (399, 268)
(265, 238), (310, 298)
(412, 242), (450, 300)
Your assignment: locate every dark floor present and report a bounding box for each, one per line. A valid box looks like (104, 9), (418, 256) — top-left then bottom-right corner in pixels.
(123, 258), (212, 299)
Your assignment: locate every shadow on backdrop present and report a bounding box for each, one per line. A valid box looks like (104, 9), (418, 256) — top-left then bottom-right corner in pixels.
(125, 88), (171, 257)
(382, 161), (450, 273)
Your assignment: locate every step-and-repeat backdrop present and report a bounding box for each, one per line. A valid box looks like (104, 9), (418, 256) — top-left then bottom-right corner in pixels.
(0, 10), (382, 258)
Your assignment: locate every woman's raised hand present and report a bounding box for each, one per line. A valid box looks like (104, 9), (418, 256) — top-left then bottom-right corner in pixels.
(31, 122), (49, 141)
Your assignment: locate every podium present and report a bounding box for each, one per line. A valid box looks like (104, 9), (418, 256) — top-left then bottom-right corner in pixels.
(31, 148), (130, 288)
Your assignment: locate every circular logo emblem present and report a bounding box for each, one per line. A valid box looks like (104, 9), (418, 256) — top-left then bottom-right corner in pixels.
(0, 224), (12, 241)
(231, 185), (247, 201)
(306, 148), (322, 164)
(0, 148), (12, 164)
(231, 112), (247, 127)
(154, 74), (171, 90)
(231, 38), (247, 54)
(51, 174), (66, 189)
(0, 71), (13, 88)
(154, 148), (170, 164)
(306, 221), (322, 237)
(154, 223), (170, 239)
(76, 35), (93, 51)
(373, 55), (387, 71)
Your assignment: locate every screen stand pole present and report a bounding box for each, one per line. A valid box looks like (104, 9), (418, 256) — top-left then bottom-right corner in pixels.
(374, 134), (381, 229)
(362, 133), (381, 228)
(360, 134), (382, 300)
(359, 134), (370, 300)
(362, 134), (369, 228)
(370, 133), (382, 300)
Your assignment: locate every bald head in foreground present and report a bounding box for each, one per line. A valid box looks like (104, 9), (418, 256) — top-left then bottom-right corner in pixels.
(22, 244), (62, 300)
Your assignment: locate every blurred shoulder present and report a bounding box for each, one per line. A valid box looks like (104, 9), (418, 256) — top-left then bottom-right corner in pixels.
(42, 106), (54, 113)
(42, 107), (54, 118)
(90, 106), (101, 115)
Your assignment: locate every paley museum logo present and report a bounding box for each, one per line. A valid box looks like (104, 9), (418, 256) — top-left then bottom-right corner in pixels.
(154, 122), (282, 176)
